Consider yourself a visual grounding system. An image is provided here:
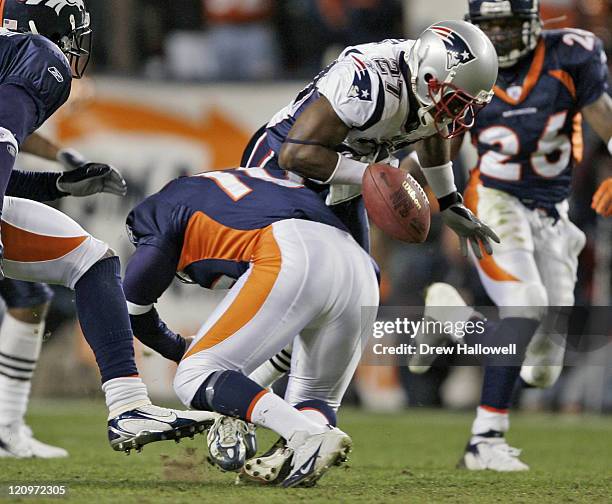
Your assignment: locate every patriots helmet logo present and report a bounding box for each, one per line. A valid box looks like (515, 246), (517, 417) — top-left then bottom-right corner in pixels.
(429, 25), (477, 70)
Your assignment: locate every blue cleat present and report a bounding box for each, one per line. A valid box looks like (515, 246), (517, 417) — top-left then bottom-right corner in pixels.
(108, 404), (216, 453)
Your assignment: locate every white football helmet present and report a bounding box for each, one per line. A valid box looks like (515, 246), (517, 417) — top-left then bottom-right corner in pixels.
(406, 20), (498, 138)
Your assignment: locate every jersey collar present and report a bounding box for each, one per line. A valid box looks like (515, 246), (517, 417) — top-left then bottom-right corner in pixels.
(493, 39), (546, 106)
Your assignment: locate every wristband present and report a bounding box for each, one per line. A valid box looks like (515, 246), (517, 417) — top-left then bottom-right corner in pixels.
(324, 153), (369, 185)
(421, 161), (457, 198)
(127, 301), (154, 316)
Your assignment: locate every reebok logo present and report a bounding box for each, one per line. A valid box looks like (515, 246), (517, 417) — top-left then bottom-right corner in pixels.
(48, 67), (64, 82)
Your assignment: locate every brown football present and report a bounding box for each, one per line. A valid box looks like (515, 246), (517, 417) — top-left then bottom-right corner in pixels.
(362, 163), (431, 243)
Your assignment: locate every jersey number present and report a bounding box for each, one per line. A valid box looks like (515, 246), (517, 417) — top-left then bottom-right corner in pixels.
(479, 111), (572, 180)
(197, 168), (303, 201)
(562, 29), (595, 51)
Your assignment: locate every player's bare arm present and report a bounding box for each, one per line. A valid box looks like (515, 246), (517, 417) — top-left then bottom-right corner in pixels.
(582, 93), (612, 217)
(278, 95), (350, 182)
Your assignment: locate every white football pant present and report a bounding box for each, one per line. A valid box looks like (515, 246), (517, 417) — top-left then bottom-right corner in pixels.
(174, 219), (380, 410)
(466, 185), (586, 387)
(2, 197), (109, 289)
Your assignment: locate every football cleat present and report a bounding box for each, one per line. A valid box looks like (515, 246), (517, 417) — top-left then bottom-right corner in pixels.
(107, 405), (216, 453)
(408, 282), (475, 374)
(0, 423), (68, 458)
(458, 431), (529, 472)
(242, 421), (258, 459)
(240, 436), (292, 485)
(281, 427), (352, 488)
(207, 416), (247, 472)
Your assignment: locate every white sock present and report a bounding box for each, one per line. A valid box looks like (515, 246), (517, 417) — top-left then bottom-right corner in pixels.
(249, 359), (287, 388)
(249, 392), (326, 440)
(0, 314), (44, 426)
(101, 377), (151, 419)
(471, 406), (510, 437)
(249, 345), (292, 388)
(299, 408), (330, 426)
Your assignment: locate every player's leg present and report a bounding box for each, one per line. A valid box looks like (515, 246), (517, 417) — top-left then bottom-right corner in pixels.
(243, 220), (379, 485)
(461, 186), (548, 471)
(176, 221), (362, 485)
(1, 197), (215, 452)
(520, 207), (586, 388)
(0, 280), (68, 458)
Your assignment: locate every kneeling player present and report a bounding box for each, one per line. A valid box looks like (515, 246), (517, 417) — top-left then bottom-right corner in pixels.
(123, 169), (380, 487)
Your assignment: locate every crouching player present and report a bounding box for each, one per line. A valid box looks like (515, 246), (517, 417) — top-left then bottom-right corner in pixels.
(123, 169), (380, 487)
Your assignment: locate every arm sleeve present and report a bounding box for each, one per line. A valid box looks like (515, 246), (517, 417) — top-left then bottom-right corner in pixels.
(124, 245), (186, 363)
(565, 33), (610, 109)
(316, 59), (382, 128)
(6, 170), (65, 201)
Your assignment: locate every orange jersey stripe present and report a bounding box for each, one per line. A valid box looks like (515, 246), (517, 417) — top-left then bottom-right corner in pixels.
(2, 221), (87, 262)
(183, 226), (282, 357)
(571, 112), (584, 164)
(178, 211), (261, 271)
(494, 40), (545, 106)
(463, 171), (519, 283)
(548, 69), (577, 100)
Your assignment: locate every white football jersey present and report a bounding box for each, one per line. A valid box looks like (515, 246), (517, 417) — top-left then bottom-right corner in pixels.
(267, 39), (438, 163)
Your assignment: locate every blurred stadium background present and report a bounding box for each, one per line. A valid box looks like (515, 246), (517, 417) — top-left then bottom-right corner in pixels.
(16, 0), (612, 414)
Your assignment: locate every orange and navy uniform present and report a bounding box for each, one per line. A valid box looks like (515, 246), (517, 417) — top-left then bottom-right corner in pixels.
(124, 169), (347, 303)
(467, 29), (609, 214)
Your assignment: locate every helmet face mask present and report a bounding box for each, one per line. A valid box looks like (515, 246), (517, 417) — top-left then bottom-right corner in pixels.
(61, 12), (92, 79)
(2, 0), (92, 78)
(427, 79), (482, 139)
(466, 0), (542, 68)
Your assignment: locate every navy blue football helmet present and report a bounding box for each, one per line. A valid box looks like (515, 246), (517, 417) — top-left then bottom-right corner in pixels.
(1, 0), (92, 78)
(465, 0), (542, 67)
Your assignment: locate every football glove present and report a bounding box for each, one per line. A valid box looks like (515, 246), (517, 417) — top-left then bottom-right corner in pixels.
(439, 192), (500, 259)
(56, 149), (127, 197)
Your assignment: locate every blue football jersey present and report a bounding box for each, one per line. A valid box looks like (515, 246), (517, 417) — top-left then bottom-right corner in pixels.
(0, 29), (71, 136)
(470, 29), (609, 207)
(126, 168), (348, 288)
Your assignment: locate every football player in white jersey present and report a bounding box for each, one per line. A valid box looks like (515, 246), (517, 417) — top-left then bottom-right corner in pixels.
(242, 20), (499, 259)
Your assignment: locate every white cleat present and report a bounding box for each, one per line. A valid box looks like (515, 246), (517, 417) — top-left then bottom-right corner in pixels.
(458, 432), (529, 472)
(281, 427), (352, 488)
(409, 283), (475, 374)
(240, 437), (292, 485)
(207, 416), (248, 472)
(107, 404), (216, 453)
(0, 423), (67, 458)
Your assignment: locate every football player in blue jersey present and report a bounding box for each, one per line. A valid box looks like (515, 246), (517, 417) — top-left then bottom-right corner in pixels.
(123, 169), (379, 487)
(0, 129), (130, 459)
(0, 0), (218, 455)
(406, 0), (612, 471)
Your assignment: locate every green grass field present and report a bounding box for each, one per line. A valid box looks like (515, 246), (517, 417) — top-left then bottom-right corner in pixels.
(0, 400), (611, 503)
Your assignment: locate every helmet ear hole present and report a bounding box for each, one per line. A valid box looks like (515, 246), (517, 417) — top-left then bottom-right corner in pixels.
(424, 73), (433, 83)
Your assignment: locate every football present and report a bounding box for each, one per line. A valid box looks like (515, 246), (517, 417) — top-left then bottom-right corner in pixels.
(362, 163), (431, 243)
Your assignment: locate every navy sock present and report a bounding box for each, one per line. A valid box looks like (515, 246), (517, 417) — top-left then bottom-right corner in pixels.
(480, 317), (539, 410)
(191, 370), (265, 420)
(74, 257), (138, 383)
(294, 399), (337, 426)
